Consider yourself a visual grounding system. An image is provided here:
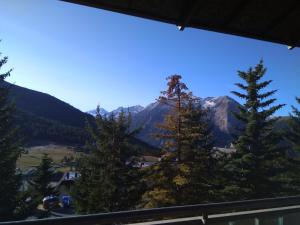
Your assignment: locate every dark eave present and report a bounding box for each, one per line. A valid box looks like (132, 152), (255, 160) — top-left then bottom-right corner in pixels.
(62, 0), (300, 48)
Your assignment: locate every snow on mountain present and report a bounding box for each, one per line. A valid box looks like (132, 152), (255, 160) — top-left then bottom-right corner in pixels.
(131, 96), (241, 147)
(86, 108), (108, 116)
(202, 97), (217, 108)
(87, 105), (144, 117)
(110, 105), (144, 116)
(86, 96), (242, 147)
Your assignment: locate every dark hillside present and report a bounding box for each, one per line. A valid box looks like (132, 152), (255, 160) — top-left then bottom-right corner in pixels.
(2, 81), (91, 128)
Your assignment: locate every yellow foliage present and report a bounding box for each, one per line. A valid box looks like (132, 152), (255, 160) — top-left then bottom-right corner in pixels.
(142, 188), (176, 208)
(173, 175), (188, 186)
(178, 163), (190, 174)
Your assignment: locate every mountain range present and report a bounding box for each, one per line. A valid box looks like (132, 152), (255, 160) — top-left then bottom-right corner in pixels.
(87, 105), (144, 117)
(132, 96), (241, 147)
(1, 81), (158, 155)
(2, 81), (288, 150)
(87, 96), (242, 147)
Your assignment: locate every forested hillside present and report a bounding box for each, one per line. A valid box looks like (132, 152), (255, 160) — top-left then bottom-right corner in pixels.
(0, 81), (92, 145)
(2, 81), (92, 127)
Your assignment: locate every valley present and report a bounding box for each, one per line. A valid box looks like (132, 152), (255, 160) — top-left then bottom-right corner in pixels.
(17, 144), (79, 172)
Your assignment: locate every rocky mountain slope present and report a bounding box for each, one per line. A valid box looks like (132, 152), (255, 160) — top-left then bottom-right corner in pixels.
(7, 80), (286, 149)
(87, 105), (144, 117)
(130, 96), (241, 147)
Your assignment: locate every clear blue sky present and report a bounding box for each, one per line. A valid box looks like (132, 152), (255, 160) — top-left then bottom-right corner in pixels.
(1, 0), (299, 115)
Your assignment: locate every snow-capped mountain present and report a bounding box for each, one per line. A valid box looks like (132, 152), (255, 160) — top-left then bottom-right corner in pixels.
(130, 96), (241, 147)
(201, 97), (218, 108)
(87, 97), (242, 147)
(87, 105), (144, 117)
(86, 108), (108, 116)
(110, 105), (144, 116)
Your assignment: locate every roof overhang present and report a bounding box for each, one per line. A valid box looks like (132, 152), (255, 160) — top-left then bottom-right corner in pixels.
(62, 0), (300, 48)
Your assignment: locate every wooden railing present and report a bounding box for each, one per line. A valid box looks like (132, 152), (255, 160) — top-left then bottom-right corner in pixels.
(1, 195), (300, 225)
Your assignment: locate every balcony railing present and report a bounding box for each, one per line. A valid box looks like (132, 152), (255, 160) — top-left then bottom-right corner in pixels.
(1, 195), (300, 225)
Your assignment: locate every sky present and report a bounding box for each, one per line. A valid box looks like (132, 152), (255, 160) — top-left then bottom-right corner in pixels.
(0, 0), (299, 115)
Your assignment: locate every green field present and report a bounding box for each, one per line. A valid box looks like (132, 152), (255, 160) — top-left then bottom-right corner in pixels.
(17, 145), (79, 171)
(17, 144), (159, 172)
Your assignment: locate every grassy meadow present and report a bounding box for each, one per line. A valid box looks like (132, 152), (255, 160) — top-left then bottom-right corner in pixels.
(17, 145), (79, 171)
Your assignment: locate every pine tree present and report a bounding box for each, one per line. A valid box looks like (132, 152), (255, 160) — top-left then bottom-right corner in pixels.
(142, 75), (219, 207)
(287, 97), (300, 153)
(155, 75), (192, 162)
(180, 98), (214, 163)
(0, 49), (21, 221)
(73, 108), (143, 213)
(178, 98), (220, 204)
(141, 160), (178, 208)
(223, 60), (288, 200)
(31, 153), (56, 198)
(142, 75), (191, 208)
(283, 97), (300, 195)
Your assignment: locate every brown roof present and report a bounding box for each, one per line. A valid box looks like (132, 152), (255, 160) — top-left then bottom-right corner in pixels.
(62, 0), (300, 48)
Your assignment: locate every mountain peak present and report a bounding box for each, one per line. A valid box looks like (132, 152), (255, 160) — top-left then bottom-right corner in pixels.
(87, 105), (144, 117)
(217, 95), (238, 102)
(86, 108), (108, 116)
(111, 105), (144, 114)
(131, 95), (242, 147)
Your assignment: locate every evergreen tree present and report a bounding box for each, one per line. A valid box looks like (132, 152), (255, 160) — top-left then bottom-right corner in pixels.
(223, 60), (288, 200)
(141, 159), (178, 208)
(14, 186), (41, 220)
(180, 98), (214, 163)
(178, 98), (221, 204)
(73, 108), (143, 213)
(283, 97), (300, 195)
(0, 49), (21, 221)
(31, 154), (56, 198)
(287, 97), (300, 153)
(155, 75), (192, 162)
(142, 75), (190, 208)
(142, 75), (218, 207)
